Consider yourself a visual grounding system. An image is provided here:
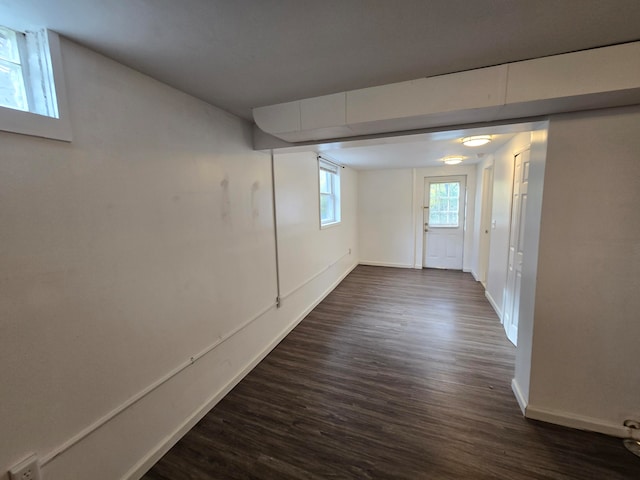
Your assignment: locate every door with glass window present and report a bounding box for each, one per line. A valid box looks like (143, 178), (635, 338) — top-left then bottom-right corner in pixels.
(423, 176), (466, 269)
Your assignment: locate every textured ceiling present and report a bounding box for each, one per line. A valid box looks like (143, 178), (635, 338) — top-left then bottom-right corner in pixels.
(1, 0), (640, 120)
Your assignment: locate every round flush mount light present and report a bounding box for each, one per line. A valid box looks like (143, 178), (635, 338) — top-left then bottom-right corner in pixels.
(441, 156), (464, 165)
(462, 135), (492, 147)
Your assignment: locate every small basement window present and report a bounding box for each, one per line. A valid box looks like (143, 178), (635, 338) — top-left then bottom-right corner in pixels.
(0, 25), (71, 141)
(318, 157), (341, 228)
(0, 26), (29, 111)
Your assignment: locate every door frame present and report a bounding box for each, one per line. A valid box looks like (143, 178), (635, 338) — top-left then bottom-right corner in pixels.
(478, 165), (494, 286)
(412, 167), (477, 271)
(421, 174), (467, 269)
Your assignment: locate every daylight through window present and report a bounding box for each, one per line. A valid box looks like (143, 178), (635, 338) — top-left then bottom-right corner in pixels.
(0, 25), (61, 119)
(0, 26), (29, 111)
(319, 158), (341, 227)
(429, 181), (460, 227)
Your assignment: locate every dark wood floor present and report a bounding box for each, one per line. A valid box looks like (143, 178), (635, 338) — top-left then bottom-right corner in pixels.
(142, 266), (639, 479)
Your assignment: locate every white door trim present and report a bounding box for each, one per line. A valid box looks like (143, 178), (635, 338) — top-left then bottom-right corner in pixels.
(478, 165), (494, 286)
(411, 165), (478, 272)
(422, 175), (467, 270)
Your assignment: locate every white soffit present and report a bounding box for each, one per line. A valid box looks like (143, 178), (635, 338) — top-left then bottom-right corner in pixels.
(253, 42), (640, 143)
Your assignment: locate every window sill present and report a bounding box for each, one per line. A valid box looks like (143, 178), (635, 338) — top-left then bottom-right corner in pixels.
(0, 105), (72, 141)
(321, 221), (341, 230)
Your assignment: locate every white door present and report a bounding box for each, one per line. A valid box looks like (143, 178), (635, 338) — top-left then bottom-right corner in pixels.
(423, 176), (466, 269)
(503, 150), (530, 346)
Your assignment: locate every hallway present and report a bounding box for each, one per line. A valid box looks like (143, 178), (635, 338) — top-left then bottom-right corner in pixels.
(143, 266), (639, 479)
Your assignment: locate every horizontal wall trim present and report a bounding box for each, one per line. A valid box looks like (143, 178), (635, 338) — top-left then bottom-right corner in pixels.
(359, 261), (414, 269)
(124, 261), (358, 480)
(281, 250), (351, 300)
(525, 404), (637, 439)
(511, 378), (527, 415)
(40, 299), (278, 467)
(485, 290), (502, 321)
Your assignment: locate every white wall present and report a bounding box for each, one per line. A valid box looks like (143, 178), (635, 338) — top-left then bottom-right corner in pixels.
(358, 169), (414, 267)
(356, 165), (477, 271)
(0, 39), (357, 480)
(525, 105), (640, 436)
(274, 151), (358, 299)
(484, 132), (531, 317)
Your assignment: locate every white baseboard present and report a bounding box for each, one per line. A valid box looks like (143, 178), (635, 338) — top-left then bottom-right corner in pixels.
(470, 270), (479, 281)
(359, 261), (413, 269)
(511, 378), (527, 415)
(511, 378), (638, 439)
(525, 404), (636, 439)
(124, 262), (358, 480)
(485, 290), (502, 321)
(413, 263), (422, 269)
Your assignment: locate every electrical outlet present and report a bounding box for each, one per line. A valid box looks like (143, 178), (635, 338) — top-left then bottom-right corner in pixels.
(9, 454), (41, 480)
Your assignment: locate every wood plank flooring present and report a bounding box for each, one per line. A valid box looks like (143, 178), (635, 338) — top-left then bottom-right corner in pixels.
(142, 266), (640, 479)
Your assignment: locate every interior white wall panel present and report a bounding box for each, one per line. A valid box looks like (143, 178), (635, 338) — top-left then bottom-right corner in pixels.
(273, 151), (358, 299)
(0, 38), (357, 480)
(358, 169), (414, 268)
(356, 165), (477, 272)
(526, 105), (640, 435)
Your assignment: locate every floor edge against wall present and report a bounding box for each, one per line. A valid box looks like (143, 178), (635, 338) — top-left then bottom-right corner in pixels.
(124, 261), (358, 480)
(485, 290), (502, 321)
(511, 378), (527, 415)
(359, 261), (414, 269)
(524, 404), (633, 439)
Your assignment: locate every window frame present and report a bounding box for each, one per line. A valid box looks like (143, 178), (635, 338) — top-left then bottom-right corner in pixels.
(0, 25), (30, 112)
(0, 27), (71, 142)
(428, 181), (461, 229)
(318, 158), (341, 229)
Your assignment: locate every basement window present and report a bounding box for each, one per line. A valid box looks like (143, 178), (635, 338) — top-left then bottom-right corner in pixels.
(0, 25), (71, 141)
(318, 158), (341, 228)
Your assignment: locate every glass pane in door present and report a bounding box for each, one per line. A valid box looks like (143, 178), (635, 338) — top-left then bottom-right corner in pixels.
(429, 182), (460, 227)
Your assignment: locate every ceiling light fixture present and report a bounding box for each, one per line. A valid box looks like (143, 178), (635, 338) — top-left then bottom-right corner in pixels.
(462, 135), (492, 147)
(442, 156), (464, 165)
